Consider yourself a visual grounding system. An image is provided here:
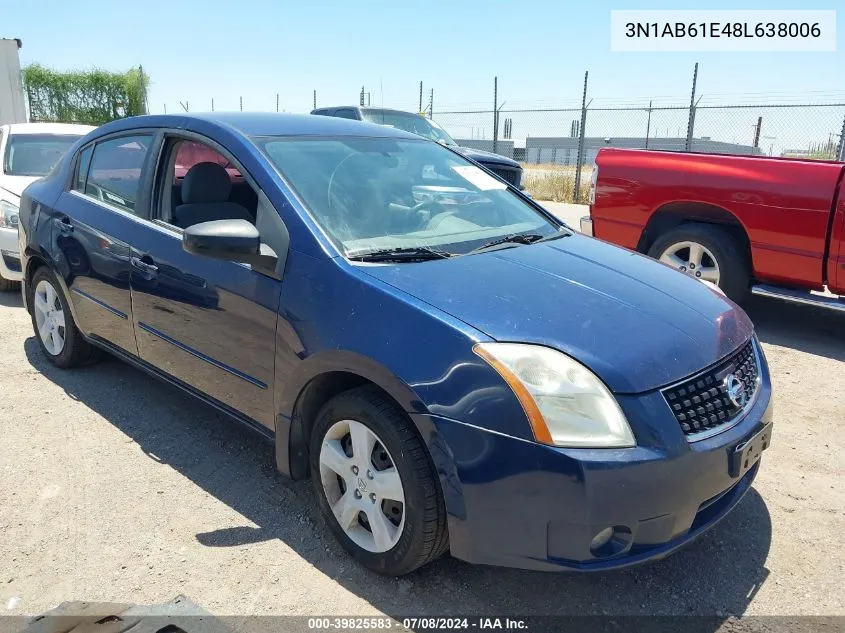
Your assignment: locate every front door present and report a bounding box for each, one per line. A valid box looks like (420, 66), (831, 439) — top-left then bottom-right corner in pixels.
(128, 135), (283, 429)
(52, 133), (156, 355)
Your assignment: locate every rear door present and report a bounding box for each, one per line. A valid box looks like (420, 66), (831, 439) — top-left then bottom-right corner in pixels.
(128, 132), (286, 430)
(51, 133), (157, 355)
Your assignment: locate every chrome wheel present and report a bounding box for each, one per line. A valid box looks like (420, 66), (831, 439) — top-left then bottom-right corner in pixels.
(33, 279), (66, 356)
(659, 240), (720, 285)
(318, 419), (406, 553)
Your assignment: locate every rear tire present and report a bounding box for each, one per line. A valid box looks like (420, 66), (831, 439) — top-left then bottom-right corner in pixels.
(309, 386), (448, 576)
(648, 223), (750, 303)
(29, 267), (99, 368)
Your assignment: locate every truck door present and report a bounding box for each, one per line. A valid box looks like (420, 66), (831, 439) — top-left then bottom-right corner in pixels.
(828, 187), (845, 295)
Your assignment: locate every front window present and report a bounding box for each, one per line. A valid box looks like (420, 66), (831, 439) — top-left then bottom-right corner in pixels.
(3, 134), (81, 177)
(258, 136), (559, 257)
(361, 111), (457, 145)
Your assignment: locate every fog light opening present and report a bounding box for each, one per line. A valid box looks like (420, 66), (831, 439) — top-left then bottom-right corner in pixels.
(589, 525), (633, 558)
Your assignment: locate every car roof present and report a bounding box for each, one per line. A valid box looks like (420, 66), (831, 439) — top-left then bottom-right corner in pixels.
(318, 106), (425, 118)
(93, 112), (422, 140)
(4, 122), (96, 135)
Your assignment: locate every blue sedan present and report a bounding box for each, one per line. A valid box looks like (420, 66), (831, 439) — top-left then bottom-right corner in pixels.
(18, 113), (773, 576)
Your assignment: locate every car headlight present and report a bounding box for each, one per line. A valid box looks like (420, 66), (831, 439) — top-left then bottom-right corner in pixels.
(0, 200), (19, 229)
(473, 343), (635, 448)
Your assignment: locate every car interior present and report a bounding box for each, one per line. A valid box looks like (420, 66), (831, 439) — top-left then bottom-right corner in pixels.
(161, 140), (259, 229)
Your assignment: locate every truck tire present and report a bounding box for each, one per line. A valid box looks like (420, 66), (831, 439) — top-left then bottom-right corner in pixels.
(648, 223), (750, 303)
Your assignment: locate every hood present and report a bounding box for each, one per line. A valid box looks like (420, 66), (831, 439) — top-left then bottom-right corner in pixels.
(454, 146), (521, 169)
(0, 175), (39, 200)
(360, 235), (753, 394)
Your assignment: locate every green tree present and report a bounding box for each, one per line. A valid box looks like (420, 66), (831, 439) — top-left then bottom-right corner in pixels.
(22, 64), (149, 125)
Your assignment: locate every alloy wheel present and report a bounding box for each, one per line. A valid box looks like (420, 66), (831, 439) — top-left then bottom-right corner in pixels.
(659, 240), (720, 285)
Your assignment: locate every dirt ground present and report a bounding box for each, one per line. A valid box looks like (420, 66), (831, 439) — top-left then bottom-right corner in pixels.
(0, 286), (843, 619)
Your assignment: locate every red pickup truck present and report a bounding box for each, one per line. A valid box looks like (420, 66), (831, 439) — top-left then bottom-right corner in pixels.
(581, 148), (845, 312)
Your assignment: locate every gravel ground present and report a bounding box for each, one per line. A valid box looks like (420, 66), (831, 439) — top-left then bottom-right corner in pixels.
(0, 285), (843, 619)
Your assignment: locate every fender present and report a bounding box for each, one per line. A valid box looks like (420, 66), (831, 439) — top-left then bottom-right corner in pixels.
(22, 249), (83, 329)
(275, 349), (427, 479)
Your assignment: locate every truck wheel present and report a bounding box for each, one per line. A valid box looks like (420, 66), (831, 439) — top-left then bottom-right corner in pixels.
(648, 223), (750, 303)
(309, 386), (448, 576)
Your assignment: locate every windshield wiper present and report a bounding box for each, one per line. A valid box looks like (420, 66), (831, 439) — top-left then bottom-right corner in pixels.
(349, 246), (453, 263)
(470, 228), (570, 254)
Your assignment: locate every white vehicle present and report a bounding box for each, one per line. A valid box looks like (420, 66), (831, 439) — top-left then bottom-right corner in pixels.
(0, 123), (94, 290)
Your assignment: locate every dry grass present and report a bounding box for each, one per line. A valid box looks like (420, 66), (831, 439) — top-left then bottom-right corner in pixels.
(521, 164), (592, 203)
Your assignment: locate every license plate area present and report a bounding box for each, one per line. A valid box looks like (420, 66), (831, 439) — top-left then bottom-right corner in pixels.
(729, 424), (772, 478)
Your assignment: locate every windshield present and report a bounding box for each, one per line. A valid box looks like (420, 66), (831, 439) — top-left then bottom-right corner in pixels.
(3, 134), (81, 177)
(258, 136), (558, 257)
(361, 111), (457, 145)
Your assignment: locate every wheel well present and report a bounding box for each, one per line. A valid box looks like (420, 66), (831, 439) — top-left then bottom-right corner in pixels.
(638, 203), (752, 268)
(23, 255), (48, 312)
(288, 371), (406, 480)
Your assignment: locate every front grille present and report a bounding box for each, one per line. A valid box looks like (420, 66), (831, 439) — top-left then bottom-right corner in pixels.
(662, 340), (759, 438)
(489, 166), (522, 188)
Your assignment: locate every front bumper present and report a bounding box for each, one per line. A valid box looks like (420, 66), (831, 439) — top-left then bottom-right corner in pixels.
(0, 226), (22, 282)
(413, 375), (773, 571)
(579, 215), (593, 236)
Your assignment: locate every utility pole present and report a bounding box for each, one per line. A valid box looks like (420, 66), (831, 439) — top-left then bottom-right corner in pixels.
(685, 62), (699, 151)
(574, 71), (589, 199)
(492, 76), (498, 154)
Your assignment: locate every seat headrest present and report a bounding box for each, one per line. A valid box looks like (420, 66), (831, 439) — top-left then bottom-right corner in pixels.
(181, 162), (232, 204)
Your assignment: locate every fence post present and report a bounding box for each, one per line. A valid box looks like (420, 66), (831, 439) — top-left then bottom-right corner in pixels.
(645, 100), (652, 149)
(239, 96), (243, 111)
(753, 116), (762, 149)
(685, 62), (699, 151)
(211, 98), (214, 112)
(419, 81), (423, 113)
(574, 71), (589, 201)
(428, 89), (433, 119)
(276, 93), (279, 112)
(313, 90), (317, 110)
(492, 76), (498, 155)
(838, 114), (845, 161)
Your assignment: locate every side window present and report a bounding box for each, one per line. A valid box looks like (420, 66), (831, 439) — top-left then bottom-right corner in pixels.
(163, 138), (254, 230)
(73, 145), (93, 192)
(85, 135), (152, 215)
(334, 108), (358, 120)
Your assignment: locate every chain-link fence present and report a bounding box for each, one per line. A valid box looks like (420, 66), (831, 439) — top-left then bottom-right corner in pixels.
(434, 101), (845, 202)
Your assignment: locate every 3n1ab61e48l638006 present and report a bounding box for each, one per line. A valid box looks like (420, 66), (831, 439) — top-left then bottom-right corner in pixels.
(625, 22), (821, 39)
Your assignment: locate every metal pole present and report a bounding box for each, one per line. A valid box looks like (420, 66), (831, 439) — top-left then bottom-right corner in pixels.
(645, 100), (652, 149)
(753, 116), (762, 148)
(313, 90), (317, 110)
(574, 71), (589, 200)
(276, 93), (279, 112)
(163, 103), (167, 114)
(239, 96), (243, 111)
(211, 98), (214, 112)
(838, 115), (845, 162)
(685, 62), (698, 151)
(360, 86), (365, 107)
(429, 89), (433, 119)
(493, 76), (498, 154)
(419, 81), (423, 113)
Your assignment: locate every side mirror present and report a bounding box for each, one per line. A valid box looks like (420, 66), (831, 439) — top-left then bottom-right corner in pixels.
(183, 219), (277, 270)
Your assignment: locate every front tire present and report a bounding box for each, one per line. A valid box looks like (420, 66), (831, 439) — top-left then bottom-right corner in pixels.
(29, 267), (99, 368)
(648, 223), (750, 303)
(309, 386), (448, 576)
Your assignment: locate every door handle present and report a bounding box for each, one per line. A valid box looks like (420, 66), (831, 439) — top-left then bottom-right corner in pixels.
(53, 217), (73, 234)
(130, 255), (159, 279)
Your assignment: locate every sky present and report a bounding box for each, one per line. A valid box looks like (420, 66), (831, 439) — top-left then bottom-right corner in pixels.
(4, 0), (844, 150)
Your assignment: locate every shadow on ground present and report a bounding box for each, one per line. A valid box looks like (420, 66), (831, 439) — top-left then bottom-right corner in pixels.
(0, 288), (23, 308)
(745, 295), (845, 362)
(25, 333), (772, 626)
